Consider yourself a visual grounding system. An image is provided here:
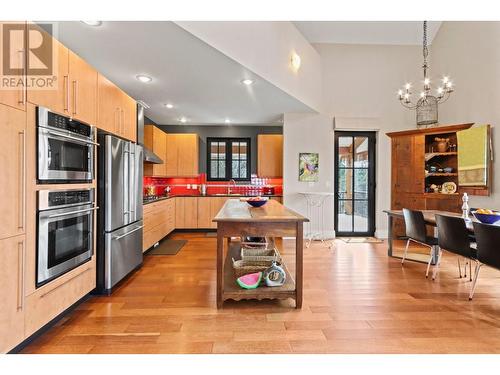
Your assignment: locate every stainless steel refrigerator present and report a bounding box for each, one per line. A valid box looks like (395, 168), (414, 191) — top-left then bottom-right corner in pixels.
(96, 133), (143, 294)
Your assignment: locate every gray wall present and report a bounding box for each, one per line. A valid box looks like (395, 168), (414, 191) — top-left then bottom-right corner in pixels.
(158, 125), (282, 175)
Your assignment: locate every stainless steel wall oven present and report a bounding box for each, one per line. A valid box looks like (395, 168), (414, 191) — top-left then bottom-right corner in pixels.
(37, 188), (97, 287)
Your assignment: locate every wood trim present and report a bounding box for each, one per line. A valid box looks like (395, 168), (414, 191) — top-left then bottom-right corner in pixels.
(386, 123), (474, 138)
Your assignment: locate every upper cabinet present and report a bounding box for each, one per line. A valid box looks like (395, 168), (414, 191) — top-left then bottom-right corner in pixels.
(0, 22), (26, 111)
(27, 34), (69, 115)
(166, 134), (199, 177)
(67, 51), (97, 126)
(26, 25), (98, 125)
(144, 125), (167, 176)
(97, 74), (136, 142)
(257, 134), (283, 177)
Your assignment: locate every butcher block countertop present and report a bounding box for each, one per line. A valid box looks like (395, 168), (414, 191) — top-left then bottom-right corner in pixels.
(213, 199), (308, 223)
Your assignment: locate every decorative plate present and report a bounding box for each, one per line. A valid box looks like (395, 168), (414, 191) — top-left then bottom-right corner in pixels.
(441, 181), (457, 194)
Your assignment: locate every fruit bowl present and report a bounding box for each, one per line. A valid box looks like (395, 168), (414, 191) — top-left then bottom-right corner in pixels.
(247, 197), (268, 208)
(472, 209), (500, 224)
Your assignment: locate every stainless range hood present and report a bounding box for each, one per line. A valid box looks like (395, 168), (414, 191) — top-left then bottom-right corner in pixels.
(137, 103), (163, 164)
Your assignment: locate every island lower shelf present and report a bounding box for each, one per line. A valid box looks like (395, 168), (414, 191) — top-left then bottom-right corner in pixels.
(223, 242), (296, 302)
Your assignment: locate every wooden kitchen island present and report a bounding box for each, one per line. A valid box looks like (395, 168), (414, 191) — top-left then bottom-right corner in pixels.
(213, 199), (308, 309)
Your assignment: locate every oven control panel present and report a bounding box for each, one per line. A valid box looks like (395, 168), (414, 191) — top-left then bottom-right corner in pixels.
(38, 189), (94, 211)
(47, 111), (92, 137)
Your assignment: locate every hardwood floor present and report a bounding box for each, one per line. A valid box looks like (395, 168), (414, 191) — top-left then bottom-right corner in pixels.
(21, 232), (500, 354)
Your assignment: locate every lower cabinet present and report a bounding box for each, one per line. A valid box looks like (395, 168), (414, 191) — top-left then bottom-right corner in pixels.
(175, 197), (198, 229)
(197, 197), (228, 229)
(24, 264), (95, 337)
(0, 235), (26, 353)
(143, 198), (175, 252)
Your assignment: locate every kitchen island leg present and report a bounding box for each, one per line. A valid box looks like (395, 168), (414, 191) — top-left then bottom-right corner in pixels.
(296, 222), (303, 309)
(216, 228), (224, 309)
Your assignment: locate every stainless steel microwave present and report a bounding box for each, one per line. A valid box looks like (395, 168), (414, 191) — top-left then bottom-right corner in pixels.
(37, 107), (97, 183)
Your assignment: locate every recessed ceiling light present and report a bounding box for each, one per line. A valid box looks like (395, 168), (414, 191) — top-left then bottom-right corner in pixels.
(81, 21), (102, 27)
(136, 74), (152, 83)
(224, 119), (231, 124)
(164, 103), (174, 109)
(241, 79), (254, 85)
(179, 117), (187, 123)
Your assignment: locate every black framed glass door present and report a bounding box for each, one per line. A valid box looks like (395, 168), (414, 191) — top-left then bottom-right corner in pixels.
(334, 131), (376, 236)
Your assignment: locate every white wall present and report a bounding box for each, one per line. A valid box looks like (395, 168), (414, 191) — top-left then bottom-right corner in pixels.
(284, 43), (422, 238)
(283, 113), (335, 239)
(431, 21), (500, 210)
(317, 43), (423, 237)
(175, 21), (324, 113)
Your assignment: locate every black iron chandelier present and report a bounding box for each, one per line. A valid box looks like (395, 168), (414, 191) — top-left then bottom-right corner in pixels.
(397, 21), (454, 126)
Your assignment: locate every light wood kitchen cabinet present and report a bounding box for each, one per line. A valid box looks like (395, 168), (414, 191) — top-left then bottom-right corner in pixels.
(197, 197), (228, 229)
(0, 104), (26, 240)
(175, 197), (198, 228)
(68, 50), (98, 126)
(144, 125), (167, 176)
(26, 31), (98, 125)
(166, 134), (199, 177)
(24, 263), (95, 337)
(0, 235), (26, 353)
(26, 28), (69, 115)
(257, 134), (283, 177)
(120, 91), (137, 142)
(0, 22), (26, 111)
(97, 73), (137, 141)
(97, 73), (121, 134)
(143, 198), (175, 252)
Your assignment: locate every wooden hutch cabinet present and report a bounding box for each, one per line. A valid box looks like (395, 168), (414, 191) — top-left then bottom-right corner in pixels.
(387, 123), (490, 236)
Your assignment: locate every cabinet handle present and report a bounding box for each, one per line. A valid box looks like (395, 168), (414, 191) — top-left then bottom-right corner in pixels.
(18, 131), (25, 230)
(120, 108), (124, 135)
(17, 50), (26, 105)
(63, 75), (69, 111)
(40, 267), (91, 298)
(72, 80), (78, 115)
(17, 240), (24, 311)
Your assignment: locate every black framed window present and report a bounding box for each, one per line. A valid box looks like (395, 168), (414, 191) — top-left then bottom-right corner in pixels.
(207, 137), (251, 181)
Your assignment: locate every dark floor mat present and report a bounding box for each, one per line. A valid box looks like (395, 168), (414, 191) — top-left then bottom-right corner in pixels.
(147, 239), (187, 255)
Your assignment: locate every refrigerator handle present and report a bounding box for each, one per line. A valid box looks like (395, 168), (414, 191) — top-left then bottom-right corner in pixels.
(123, 146), (130, 224)
(129, 144), (136, 221)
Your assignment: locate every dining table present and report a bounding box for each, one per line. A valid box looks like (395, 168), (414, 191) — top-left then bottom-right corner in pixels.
(383, 210), (476, 260)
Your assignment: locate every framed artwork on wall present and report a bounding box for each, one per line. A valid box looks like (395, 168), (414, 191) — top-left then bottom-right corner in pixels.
(299, 152), (319, 182)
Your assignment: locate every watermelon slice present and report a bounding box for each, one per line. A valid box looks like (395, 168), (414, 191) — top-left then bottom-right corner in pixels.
(236, 272), (263, 289)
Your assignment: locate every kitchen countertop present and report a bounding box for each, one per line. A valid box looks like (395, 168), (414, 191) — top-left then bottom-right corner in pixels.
(143, 194), (283, 205)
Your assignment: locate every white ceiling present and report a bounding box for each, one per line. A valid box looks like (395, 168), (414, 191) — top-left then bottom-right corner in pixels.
(294, 21), (442, 45)
(53, 21), (313, 125)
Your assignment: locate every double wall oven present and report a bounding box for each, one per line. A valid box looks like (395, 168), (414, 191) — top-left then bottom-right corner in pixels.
(37, 106), (96, 183)
(36, 107), (98, 287)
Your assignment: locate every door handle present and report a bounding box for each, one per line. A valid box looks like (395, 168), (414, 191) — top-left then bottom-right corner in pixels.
(48, 206), (98, 219)
(63, 75), (69, 111)
(72, 80), (78, 115)
(17, 50), (26, 105)
(17, 240), (24, 311)
(18, 130), (25, 231)
(113, 225), (143, 241)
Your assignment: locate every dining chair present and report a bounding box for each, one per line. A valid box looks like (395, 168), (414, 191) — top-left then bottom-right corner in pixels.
(434, 214), (477, 281)
(402, 208), (439, 278)
(470, 222), (500, 300)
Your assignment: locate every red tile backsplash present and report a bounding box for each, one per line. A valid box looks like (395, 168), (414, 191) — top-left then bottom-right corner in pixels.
(144, 173), (283, 197)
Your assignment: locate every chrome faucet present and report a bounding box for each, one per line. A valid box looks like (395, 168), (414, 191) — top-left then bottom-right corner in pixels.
(227, 179), (236, 195)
